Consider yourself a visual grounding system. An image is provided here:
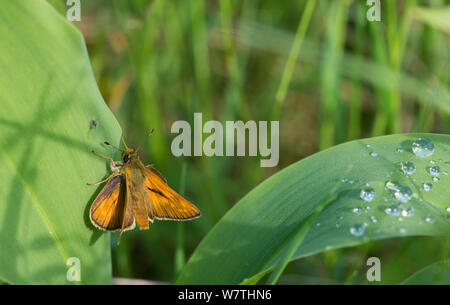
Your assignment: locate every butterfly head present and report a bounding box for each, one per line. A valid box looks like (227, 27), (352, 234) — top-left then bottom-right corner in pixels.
(104, 130), (153, 164)
(122, 148), (138, 163)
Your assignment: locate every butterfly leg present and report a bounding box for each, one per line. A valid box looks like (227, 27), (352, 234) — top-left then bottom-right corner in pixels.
(87, 171), (119, 186)
(92, 150), (115, 162)
(92, 150), (123, 174)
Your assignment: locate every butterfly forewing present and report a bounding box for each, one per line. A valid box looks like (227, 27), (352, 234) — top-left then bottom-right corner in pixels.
(144, 165), (201, 220)
(90, 175), (135, 231)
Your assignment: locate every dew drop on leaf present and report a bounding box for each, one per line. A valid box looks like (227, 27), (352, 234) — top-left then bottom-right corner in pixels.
(360, 188), (375, 202)
(412, 138), (434, 157)
(385, 202), (402, 217)
(424, 215), (435, 224)
(350, 224), (366, 237)
(352, 207), (363, 215)
(427, 166), (441, 176)
(398, 161), (416, 175)
(385, 181), (413, 202)
(423, 183), (432, 191)
(401, 206), (414, 217)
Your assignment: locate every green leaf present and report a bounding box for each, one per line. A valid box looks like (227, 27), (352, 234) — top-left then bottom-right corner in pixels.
(411, 6), (450, 34)
(402, 259), (450, 284)
(0, 0), (121, 284)
(177, 134), (450, 284)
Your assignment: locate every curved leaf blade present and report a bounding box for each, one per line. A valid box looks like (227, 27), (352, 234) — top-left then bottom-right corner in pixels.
(177, 134), (450, 284)
(402, 259), (450, 284)
(0, 0), (121, 284)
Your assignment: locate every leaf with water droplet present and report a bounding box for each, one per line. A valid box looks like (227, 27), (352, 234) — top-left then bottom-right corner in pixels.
(176, 134), (450, 285)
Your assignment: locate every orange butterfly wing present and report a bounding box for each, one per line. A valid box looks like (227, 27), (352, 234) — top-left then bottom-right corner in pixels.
(144, 166), (201, 221)
(89, 175), (135, 232)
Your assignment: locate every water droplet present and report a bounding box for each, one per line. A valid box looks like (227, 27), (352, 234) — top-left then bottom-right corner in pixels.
(396, 187), (413, 202)
(385, 181), (400, 191)
(412, 138), (434, 157)
(366, 144), (371, 148)
(370, 215), (378, 223)
(350, 224), (366, 237)
(385, 181), (413, 202)
(360, 188), (375, 202)
(427, 166), (441, 176)
(423, 183), (432, 191)
(425, 215), (435, 224)
(385, 202), (402, 217)
(353, 207), (363, 215)
(398, 161), (416, 175)
(370, 151), (378, 157)
(401, 206), (414, 217)
(396, 148), (404, 153)
(432, 177), (440, 182)
(446, 207), (450, 213)
(399, 228), (407, 234)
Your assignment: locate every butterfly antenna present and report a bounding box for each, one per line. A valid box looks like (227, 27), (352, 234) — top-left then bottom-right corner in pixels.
(121, 135), (129, 150)
(136, 128), (155, 152)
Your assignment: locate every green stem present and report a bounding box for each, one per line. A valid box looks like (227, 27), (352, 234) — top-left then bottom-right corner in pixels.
(319, 0), (348, 150)
(220, 0), (242, 119)
(174, 162), (188, 278)
(272, 0), (316, 120)
(348, 2), (365, 140)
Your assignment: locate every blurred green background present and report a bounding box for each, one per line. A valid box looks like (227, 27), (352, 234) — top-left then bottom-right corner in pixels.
(49, 0), (449, 284)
